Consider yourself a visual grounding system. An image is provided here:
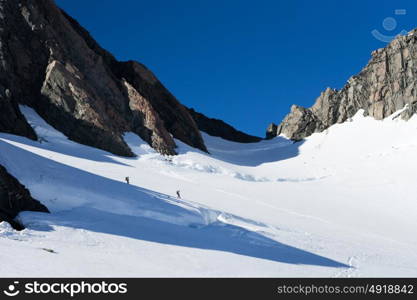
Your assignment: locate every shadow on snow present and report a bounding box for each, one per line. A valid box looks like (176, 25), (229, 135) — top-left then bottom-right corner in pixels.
(0, 137), (347, 268)
(195, 134), (305, 167)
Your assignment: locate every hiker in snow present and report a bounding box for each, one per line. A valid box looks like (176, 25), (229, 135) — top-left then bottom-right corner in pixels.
(176, 190), (181, 199)
(125, 176), (130, 184)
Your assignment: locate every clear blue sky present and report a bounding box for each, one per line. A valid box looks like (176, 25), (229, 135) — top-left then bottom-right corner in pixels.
(56, 0), (417, 137)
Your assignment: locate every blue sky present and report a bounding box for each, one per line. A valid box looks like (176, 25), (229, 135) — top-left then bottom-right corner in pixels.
(56, 0), (417, 136)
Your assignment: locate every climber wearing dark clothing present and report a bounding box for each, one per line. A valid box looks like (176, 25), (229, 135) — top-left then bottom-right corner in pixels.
(176, 190), (181, 199)
(125, 177), (130, 184)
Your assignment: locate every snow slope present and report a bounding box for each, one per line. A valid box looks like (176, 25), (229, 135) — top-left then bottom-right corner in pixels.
(0, 106), (417, 277)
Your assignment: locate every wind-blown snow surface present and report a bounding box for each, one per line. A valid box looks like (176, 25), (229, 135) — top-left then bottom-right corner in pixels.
(1, 106), (417, 277)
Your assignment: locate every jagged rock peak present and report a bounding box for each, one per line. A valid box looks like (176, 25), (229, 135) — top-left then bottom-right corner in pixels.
(267, 30), (417, 140)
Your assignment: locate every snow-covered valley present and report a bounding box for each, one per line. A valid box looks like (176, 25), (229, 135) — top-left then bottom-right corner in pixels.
(1, 106), (417, 277)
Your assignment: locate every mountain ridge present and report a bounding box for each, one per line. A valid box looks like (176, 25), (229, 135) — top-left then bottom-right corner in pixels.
(267, 29), (417, 140)
(188, 108), (262, 143)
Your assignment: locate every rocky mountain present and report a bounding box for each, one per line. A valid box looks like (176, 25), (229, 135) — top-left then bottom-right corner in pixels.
(0, 86), (37, 140)
(0, 0), (264, 227)
(267, 30), (417, 140)
(0, 0), (209, 157)
(188, 108), (262, 143)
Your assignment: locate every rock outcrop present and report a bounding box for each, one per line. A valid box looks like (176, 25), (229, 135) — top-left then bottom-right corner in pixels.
(268, 30), (417, 140)
(188, 108), (262, 143)
(0, 0), (207, 156)
(0, 165), (49, 230)
(0, 39), (45, 229)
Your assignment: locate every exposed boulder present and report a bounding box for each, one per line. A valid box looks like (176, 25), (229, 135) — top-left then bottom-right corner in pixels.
(268, 30), (417, 140)
(0, 165), (49, 230)
(266, 123), (278, 140)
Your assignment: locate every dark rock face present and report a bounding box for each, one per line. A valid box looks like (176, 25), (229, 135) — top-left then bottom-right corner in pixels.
(0, 0), (207, 156)
(0, 165), (49, 230)
(266, 123), (278, 140)
(188, 108), (262, 143)
(268, 31), (417, 140)
(0, 86), (37, 140)
(0, 0), (210, 230)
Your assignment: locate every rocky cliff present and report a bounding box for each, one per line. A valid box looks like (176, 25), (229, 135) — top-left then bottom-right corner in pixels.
(267, 30), (417, 140)
(188, 108), (262, 143)
(0, 0), (208, 156)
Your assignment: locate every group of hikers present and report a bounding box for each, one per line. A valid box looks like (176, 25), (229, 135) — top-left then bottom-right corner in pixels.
(124, 176), (181, 199)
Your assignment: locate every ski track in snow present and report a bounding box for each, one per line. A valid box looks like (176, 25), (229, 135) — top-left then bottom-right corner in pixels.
(1, 106), (417, 276)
